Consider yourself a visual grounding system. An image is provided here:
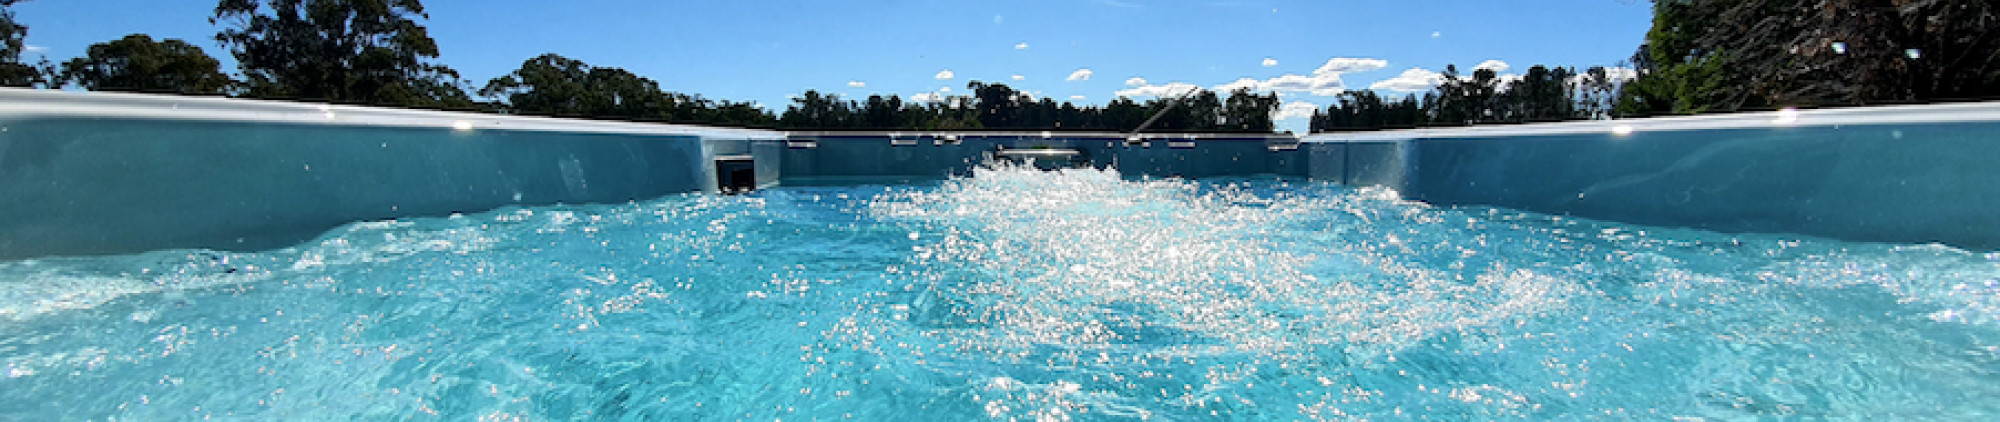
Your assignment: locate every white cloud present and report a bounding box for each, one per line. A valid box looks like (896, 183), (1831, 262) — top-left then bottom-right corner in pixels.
(1209, 73), (1347, 96)
(935, 70), (955, 80)
(1431, 31), (1442, 38)
(1069, 95), (1086, 101)
(1015, 43), (1029, 50)
(1262, 58), (1278, 67)
(1215, 78), (1260, 93)
(1011, 74), (1026, 81)
(1125, 77), (1148, 87)
(1275, 100), (1319, 120)
(1596, 67), (1640, 82)
(847, 81), (866, 88)
(940, 86), (953, 93)
(1272, 74), (1343, 95)
(1361, 62), (1522, 92)
(1314, 58), (1389, 76)
(1115, 82), (1202, 98)
(1066, 69), (1094, 81)
(911, 92), (944, 102)
(1369, 68), (1445, 92)
(1205, 57), (1389, 97)
(23, 45), (48, 54)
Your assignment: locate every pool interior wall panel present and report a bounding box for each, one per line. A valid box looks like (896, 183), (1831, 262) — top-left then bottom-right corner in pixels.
(0, 118), (713, 260)
(1267, 145), (1307, 178)
(10, 89), (2000, 257)
(1343, 140), (1415, 193)
(1319, 118), (2000, 250)
(770, 135), (1293, 181)
(751, 140), (786, 188)
(1301, 142), (1346, 182)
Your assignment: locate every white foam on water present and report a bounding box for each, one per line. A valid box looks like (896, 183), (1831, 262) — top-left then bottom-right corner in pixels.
(870, 165), (1583, 360)
(0, 212), (510, 323)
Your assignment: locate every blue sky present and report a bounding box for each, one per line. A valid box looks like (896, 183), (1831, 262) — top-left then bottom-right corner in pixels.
(12, 0), (1654, 132)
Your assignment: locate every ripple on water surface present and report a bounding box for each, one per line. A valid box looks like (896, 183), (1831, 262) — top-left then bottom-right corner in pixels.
(4, 165), (2000, 420)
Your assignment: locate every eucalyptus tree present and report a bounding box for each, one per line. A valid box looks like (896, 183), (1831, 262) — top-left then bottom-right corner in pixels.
(483, 53), (668, 119)
(59, 34), (235, 94)
(778, 90), (859, 129)
(0, 0), (45, 87)
(212, 0), (472, 107)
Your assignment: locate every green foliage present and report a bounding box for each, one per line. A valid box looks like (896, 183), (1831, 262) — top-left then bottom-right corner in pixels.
(778, 90), (855, 128)
(59, 34), (235, 94)
(482, 54), (667, 118)
(0, 0), (48, 87)
(1311, 90), (1424, 132)
(482, 53), (774, 126)
(773, 81), (1279, 132)
(212, 0), (472, 108)
(1497, 65), (1576, 121)
(968, 81), (1021, 128)
(1311, 63), (1590, 132)
(1575, 66), (1626, 119)
(1617, 0), (2000, 115)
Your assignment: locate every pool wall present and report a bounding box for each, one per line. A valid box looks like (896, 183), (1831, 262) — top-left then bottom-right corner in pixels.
(1307, 104), (2000, 249)
(0, 89), (780, 260)
(7, 88), (2000, 258)
(768, 132), (1300, 182)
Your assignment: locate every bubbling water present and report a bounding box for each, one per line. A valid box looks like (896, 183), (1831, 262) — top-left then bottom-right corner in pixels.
(3, 165), (1999, 420)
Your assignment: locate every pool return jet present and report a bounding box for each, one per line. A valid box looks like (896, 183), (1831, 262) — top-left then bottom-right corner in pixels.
(991, 145), (1087, 170)
(990, 130), (1089, 170)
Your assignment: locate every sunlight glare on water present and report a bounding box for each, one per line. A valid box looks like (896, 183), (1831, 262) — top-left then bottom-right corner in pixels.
(4, 165), (2000, 420)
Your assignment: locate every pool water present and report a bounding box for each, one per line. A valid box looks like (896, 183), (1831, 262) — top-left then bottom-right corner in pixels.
(5, 166), (2000, 420)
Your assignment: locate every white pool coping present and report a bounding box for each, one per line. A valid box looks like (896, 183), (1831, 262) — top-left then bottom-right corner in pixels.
(1303, 100), (2000, 142)
(0, 88), (786, 140)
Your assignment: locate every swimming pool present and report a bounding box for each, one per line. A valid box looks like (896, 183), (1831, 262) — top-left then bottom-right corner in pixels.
(5, 165), (1997, 420)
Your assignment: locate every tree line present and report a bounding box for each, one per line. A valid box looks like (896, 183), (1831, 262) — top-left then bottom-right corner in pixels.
(777, 83), (1281, 132)
(5, 0), (1998, 133)
(1309, 64), (1632, 132)
(1301, 0), (1999, 132)
(0, 0), (1281, 132)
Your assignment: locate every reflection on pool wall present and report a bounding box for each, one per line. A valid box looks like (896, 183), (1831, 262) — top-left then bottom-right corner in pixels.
(0, 119), (716, 260)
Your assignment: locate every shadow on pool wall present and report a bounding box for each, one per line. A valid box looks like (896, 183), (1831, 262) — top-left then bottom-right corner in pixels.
(5, 88), (2000, 259)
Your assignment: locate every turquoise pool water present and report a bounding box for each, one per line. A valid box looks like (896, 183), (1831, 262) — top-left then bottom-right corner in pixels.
(4, 166), (2000, 420)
